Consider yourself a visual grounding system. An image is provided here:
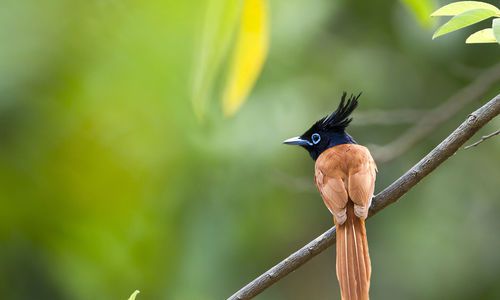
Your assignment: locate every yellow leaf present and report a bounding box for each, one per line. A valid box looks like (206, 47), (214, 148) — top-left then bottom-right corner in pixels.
(222, 0), (269, 117)
(191, 0), (243, 120)
(127, 290), (140, 300)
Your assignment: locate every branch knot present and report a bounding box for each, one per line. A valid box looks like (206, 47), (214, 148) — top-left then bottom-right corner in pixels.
(467, 114), (478, 124)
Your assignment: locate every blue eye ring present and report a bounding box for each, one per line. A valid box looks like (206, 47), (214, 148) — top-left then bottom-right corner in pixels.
(311, 133), (321, 144)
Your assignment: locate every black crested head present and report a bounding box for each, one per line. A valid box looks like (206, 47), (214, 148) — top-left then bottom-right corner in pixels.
(308, 92), (360, 134)
(283, 92), (361, 160)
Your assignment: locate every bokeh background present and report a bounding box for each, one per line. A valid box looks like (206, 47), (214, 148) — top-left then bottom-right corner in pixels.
(1, 0), (499, 299)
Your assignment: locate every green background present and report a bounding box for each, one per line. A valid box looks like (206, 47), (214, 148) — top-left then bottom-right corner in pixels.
(1, 0), (499, 299)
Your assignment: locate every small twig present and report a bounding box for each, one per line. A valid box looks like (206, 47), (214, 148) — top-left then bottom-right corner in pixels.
(228, 94), (500, 300)
(464, 129), (500, 149)
(371, 62), (500, 163)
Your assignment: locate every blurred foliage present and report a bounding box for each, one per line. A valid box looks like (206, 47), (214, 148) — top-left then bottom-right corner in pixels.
(431, 1), (500, 43)
(221, 0), (269, 117)
(0, 0), (499, 300)
(191, 0), (242, 119)
(400, 0), (436, 28)
(192, 0), (269, 119)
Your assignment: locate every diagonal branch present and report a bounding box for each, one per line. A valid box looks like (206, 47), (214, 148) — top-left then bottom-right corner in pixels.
(228, 94), (500, 300)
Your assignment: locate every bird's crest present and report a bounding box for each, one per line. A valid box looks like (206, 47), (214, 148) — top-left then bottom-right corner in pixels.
(313, 92), (360, 132)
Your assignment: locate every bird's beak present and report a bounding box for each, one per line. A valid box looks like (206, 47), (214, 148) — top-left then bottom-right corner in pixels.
(283, 136), (311, 146)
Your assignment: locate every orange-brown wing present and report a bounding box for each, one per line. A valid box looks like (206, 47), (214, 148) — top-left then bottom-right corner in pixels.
(348, 149), (377, 219)
(315, 166), (349, 224)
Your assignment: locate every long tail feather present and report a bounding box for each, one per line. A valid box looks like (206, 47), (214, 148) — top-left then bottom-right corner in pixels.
(335, 202), (371, 300)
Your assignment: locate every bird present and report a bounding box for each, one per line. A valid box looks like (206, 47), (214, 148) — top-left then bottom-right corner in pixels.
(283, 92), (376, 300)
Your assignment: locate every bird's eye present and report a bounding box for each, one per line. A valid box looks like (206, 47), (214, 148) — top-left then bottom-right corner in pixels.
(311, 133), (321, 144)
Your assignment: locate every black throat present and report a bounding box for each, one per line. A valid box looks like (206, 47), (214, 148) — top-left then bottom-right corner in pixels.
(308, 131), (357, 161)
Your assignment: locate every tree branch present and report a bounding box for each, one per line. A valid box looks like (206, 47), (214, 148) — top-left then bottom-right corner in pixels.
(371, 63), (500, 163)
(228, 94), (500, 300)
(463, 129), (500, 149)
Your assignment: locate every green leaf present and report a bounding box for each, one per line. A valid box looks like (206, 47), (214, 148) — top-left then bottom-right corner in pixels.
(401, 0), (436, 28)
(465, 28), (497, 43)
(432, 8), (497, 39)
(431, 1), (500, 16)
(128, 290), (140, 300)
(493, 18), (500, 44)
